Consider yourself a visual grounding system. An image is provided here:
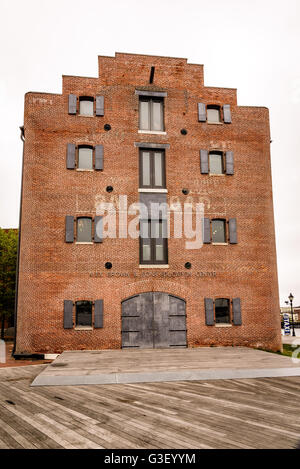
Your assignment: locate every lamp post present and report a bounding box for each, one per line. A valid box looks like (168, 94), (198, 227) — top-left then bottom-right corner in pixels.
(289, 293), (296, 337)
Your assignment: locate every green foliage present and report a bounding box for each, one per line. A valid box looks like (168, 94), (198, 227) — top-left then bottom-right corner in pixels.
(0, 228), (18, 322)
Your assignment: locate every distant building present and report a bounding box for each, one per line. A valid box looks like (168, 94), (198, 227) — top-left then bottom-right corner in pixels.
(280, 306), (299, 322)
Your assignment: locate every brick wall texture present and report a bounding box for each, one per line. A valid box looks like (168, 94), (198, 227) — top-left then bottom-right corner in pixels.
(16, 52), (282, 354)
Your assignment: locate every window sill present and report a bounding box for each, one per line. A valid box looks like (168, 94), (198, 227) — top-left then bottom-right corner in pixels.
(74, 326), (93, 331)
(78, 114), (94, 118)
(212, 242), (228, 246)
(207, 121), (223, 125)
(215, 324), (232, 327)
(209, 173), (225, 177)
(138, 188), (168, 193)
(75, 242), (93, 245)
(139, 264), (169, 269)
(76, 169), (94, 172)
(138, 130), (167, 135)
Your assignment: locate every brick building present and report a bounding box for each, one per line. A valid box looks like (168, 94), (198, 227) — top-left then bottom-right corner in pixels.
(15, 52), (281, 354)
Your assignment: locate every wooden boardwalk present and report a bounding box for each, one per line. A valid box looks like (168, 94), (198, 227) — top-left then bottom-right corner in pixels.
(0, 364), (300, 449)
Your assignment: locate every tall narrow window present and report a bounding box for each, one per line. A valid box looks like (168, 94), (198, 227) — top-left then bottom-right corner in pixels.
(139, 97), (164, 131)
(215, 298), (230, 324)
(140, 219), (168, 265)
(211, 219), (226, 243)
(139, 149), (166, 189)
(209, 152), (224, 174)
(76, 301), (92, 326)
(78, 146), (93, 169)
(79, 96), (94, 116)
(77, 217), (92, 242)
(207, 105), (221, 123)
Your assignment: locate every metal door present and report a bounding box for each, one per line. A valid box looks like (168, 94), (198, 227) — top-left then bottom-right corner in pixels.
(121, 292), (186, 348)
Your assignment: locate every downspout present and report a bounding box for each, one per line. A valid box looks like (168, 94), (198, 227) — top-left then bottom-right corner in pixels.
(12, 125), (25, 356)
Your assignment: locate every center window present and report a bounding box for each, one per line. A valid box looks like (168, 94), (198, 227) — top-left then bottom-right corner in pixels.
(139, 97), (164, 131)
(140, 219), (168, 265)
(139, 149), (166, 189)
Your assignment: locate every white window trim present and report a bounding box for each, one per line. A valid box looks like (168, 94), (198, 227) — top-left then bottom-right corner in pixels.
(139, 264), (169, 269)
(138, 188), (168, 193)
(215, 324), (232, 327)
(138, 130), (167, 135)
(75, 242), (93, 245)
(74, 326), (93, 330)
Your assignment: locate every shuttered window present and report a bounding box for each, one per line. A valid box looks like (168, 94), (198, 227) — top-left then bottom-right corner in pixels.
(77, 217), (92, 243)
(76, 301), (92, 327)
(79, 97), (94, 116)
(139, 97), (164, 131)
(212, 219), (226, 243)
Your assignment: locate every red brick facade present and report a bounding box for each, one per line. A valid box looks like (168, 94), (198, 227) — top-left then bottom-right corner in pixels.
(16, 53), (281, 354)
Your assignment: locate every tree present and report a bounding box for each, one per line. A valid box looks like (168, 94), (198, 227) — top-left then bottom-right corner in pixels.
(0, 228), (18, 339)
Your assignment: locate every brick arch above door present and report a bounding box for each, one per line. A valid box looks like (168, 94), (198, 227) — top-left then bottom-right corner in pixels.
(116, 278), (192, 305)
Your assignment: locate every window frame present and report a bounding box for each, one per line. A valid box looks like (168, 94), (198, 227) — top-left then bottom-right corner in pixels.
(139, 96), (165, 131)
(214, 298), (231, 324)
(139, 149), (166, 189)
(79, 96), (95, 116)
(139, 219), (168, 265)
(211, 218), (227, 244)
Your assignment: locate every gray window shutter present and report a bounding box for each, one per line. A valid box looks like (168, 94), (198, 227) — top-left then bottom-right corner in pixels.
(203, 217), (211, 244)
(232, 298), (242, 325)
(96, 96), (104, 116)
(198, 103), (206, 122)
(223, 104), (232, 123)
(68, 94), (77, 115)
(225, 151), (234, 175)
(66, 144), (76, 169)
(200, 150), (209, 174)
(94, 216), (103, 243)
(65, 216), (74, 243)
(95, 145), (103, 170)
(94, 300), (103, 328)
(64, 300), (73, 329)
(229, 218), (237, 244)
(205, 298), (215, 325)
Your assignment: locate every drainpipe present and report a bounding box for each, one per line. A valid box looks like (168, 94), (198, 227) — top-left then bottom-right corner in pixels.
(12, 125), (25, 356)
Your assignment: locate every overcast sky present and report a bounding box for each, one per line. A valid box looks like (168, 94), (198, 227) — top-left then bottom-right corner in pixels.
(0, 0), (299, 307)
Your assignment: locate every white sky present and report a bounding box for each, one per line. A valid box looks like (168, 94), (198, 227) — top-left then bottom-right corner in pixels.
(0, 0), (299, 307)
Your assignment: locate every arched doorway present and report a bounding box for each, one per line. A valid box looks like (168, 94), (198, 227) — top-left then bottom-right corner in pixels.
(121, 292), (187, 349)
